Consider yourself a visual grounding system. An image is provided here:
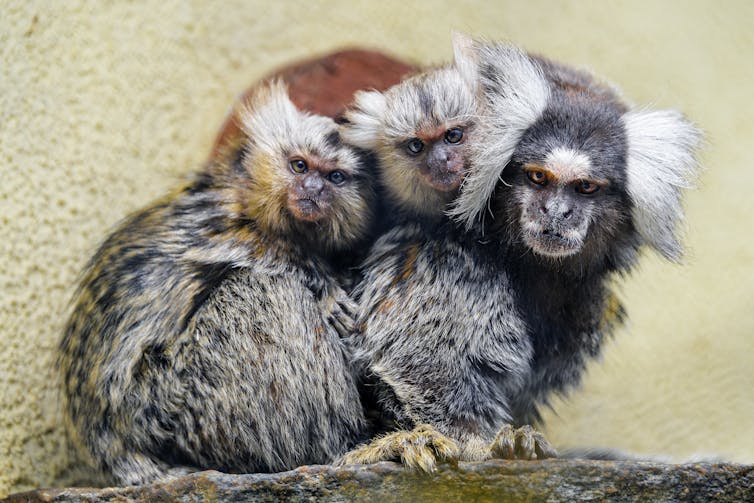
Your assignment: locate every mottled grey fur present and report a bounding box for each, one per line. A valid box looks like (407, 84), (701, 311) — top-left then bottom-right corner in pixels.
(58, 82), (372, 485)
(350, 39), (702, 461)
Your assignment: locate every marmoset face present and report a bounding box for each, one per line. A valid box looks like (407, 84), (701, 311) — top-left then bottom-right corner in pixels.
(237, 82), (373, 251)
(501, 102), (630, 259)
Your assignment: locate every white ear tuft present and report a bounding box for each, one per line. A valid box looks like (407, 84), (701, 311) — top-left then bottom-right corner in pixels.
(240, 79), (296, 118)
(340, 90), (387, 150)
(451, 31), (478, 90)
(238, 79), (299, 149)
(448, 42), (550, 228)
(623, 109), (703, 261)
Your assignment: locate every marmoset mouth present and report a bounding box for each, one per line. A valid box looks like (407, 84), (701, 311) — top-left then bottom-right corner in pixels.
(541, 228), (565, 239)
(423, 171), (464, 192)
(292, 198), (327, 222)
(525, 228), (583, 258)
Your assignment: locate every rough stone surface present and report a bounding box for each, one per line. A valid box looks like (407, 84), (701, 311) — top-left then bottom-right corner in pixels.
(5, 460), (753, 502)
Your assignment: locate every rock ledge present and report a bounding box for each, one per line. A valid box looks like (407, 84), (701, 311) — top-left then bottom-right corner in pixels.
(5, 460), (752, 502)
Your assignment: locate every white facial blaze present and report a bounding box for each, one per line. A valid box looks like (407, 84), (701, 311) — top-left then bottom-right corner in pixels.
(544, 147), (592, 182)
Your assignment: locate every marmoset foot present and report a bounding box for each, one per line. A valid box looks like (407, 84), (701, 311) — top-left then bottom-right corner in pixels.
(490, 424), (557, 460)
(336, 424), (460, 472)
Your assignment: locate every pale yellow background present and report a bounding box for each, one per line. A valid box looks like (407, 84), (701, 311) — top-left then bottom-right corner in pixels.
(1, 0), (752, 496)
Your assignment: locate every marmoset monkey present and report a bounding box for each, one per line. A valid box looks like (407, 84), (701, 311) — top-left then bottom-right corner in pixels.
(340, 33), (479, 223)
(341, 38), (702, 471)
(333, 35), (483, 468)
(58, 81), (374, 485)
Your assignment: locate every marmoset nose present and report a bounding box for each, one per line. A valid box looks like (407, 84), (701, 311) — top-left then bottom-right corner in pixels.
(541, 200), (574, 220)
(302, 175), (325, 195)
(427, 150), (450, 172)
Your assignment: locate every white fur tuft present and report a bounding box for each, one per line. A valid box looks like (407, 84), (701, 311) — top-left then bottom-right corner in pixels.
(238, 79), (300, 155)
(451, 31), (478, 91)
(339, 90), (387, 150)
(448, 42), (550, 228)
(623, 109), (703, 261)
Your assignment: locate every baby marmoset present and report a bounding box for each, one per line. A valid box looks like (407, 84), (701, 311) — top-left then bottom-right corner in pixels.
(58, 81), (374, 485)
(341, 32), (480, 225)
(334, 35), (485, 469)
(343, 38), (702, 469)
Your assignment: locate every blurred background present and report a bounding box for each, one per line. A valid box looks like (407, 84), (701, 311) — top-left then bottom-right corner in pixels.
(1, 0), (752, 496)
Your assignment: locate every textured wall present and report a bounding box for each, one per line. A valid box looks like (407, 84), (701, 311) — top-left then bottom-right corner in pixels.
(1, 0), (752, 496)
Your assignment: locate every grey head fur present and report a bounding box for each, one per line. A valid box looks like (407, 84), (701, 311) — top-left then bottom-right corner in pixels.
(341, 35), (480, 220)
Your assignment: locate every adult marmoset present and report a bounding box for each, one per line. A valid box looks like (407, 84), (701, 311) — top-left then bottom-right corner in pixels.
(58, 81), (374, 485)
(342, 39), (702, 470)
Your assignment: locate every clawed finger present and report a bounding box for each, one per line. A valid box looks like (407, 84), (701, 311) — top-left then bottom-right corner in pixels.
(490, 424), (516, 459)
(514, 425), (535, 459)
(490, 424), (557, 460)
(532, 431), (558, 459)
(327, 312), (354, 338)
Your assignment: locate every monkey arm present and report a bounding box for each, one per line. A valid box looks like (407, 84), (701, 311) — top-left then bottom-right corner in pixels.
(164, 265), (366, 474)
